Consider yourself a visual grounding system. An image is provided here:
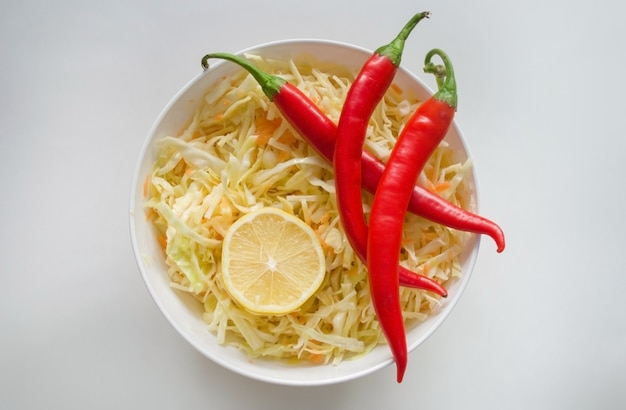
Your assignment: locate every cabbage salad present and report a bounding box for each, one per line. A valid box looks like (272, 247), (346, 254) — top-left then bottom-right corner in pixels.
(144, 54), (473, 365)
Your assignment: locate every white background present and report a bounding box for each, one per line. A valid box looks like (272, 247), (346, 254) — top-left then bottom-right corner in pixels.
(2, 0), (625, 408)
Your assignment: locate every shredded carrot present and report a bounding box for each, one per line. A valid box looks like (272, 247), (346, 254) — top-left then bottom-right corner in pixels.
(254, 116), (282, 146)
(145, 207), (155, 221)
(315, 224), (332, 251)
(288, 312), (307, 326)
(390, 83), (403, 94)
(422, 178), (437, 193)
(318, 239), (332, 252)
(214, 113), (224, 121)
(143, 174), (149, 198)
(157, 233), (167, 251)
(277, 149), (291, 162)
(434, 181), (451, 193)
(422, 228), (440, 241)
(310, 353), (324, 364)
(401, 237), (415, 247)
(278, 129), (297, 145)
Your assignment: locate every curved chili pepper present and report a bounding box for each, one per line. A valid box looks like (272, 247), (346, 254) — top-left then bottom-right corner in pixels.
(333, 14), (430, 290)
(200, 53), (505, 253)
(367, 49), (458, 383)
(200, 50), (446, 296)
(362, 155), (505, 252)
(332, 13), (435, 383)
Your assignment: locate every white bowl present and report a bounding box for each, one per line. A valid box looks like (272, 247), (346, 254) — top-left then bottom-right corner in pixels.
(129, 39), (480, 386)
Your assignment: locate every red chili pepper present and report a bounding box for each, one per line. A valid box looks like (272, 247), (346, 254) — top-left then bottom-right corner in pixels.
(200, 52), (505, 254)
(333, 13), (430, 288)
(362, 155), (505, 252)
(367, 49), (459, 383)
(201, 47), (446, 296)
(332, 13), (436, 383)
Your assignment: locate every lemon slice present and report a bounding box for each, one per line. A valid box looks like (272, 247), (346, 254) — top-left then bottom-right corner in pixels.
(221, 207), (326, 315)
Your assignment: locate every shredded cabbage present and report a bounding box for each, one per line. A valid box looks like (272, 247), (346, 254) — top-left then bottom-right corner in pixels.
(145, 55), (472, 365)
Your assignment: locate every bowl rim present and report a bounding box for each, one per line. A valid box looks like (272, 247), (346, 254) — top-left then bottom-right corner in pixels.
(129, 38), (481, 386)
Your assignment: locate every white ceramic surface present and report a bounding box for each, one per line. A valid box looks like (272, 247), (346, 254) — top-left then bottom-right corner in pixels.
(129, 39), (480, 386)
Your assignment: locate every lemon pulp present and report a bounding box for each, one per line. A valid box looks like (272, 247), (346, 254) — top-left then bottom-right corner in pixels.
(221, 207), (326, 315)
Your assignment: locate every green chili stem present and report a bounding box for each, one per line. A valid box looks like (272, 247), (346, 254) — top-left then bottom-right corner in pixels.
(375, 11), (430, 66)
(423, 48), (457, 109)
(200, 52), (286, 100)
